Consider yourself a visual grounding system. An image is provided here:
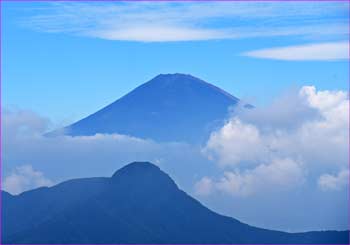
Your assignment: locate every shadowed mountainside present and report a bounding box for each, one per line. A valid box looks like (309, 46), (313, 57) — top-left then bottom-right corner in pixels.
(3, 162), (348, 244)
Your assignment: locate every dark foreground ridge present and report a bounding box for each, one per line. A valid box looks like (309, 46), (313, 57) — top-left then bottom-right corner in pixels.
(2, 162), (348, 244)
(58, 74), (244, 143)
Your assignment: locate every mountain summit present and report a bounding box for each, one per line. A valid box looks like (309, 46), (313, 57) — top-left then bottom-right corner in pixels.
(62, 74), (241, 143)
(3, 162), (348, 244)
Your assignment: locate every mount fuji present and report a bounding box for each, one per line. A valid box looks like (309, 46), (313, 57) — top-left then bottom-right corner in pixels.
(60, 74), (245, 143)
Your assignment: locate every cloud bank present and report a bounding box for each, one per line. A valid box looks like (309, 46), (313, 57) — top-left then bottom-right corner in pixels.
(2, 85), (348, 231)
(2, 108), (212, 195)
(199, 86), (349, 196)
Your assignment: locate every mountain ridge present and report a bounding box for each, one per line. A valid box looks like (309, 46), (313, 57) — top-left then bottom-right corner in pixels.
(3, 161), (348, 244)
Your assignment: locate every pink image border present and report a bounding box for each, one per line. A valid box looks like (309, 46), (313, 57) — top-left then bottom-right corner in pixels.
(0, 0), (348, 244)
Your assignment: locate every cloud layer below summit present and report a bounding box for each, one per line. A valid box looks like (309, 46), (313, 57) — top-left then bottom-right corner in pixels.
(4, 85), (348, 196)
(2, 85), (348, 231)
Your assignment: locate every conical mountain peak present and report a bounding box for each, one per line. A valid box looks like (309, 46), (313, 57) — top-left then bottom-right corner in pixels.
(144, 73), (237, 100)
(63, 74), (240, 143)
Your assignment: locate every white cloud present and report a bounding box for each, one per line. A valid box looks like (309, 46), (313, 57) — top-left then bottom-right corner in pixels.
(233, 89), (320, 131)
(205, 86), (349, 169)
(242, 42), (349, 61)
(318, 170), (349, 191)
(196, 158), (304, 197)
(202, 86), (349, 195)
(20, 2), (348, 42)
(202, 118), (266, 166)
(300, 85), (348, 112)
(3, 165), (53, 195)
(2, 108), (206, 192)
(88, 26), (230, 42)
(2, 108), (50, 138)
(296, 86), (348, 168)
(2, 102), (348, 230)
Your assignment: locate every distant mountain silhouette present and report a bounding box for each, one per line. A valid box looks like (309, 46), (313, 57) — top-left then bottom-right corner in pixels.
(59, 74), (243, 143)
(3, 162), (348, 244)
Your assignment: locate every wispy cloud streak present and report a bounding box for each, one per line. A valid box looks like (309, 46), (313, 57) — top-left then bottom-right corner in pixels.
(20, 2), (349, 42)
(242, 42), (349, 61)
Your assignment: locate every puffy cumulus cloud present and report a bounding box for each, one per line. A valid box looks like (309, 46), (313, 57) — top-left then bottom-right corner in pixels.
(201, 86), (349, 195)
(196, 158), (304, 196)
(299, 86), (348, 134)
(3, 165), (53, 195)
(318, 169), (349, 191)
(202, 119), (267, 167)
(300, 85), (348, 112)
(295, 86), (348, 169)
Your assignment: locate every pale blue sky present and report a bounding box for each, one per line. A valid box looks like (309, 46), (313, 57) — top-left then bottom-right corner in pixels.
(2, 1), (349, 124)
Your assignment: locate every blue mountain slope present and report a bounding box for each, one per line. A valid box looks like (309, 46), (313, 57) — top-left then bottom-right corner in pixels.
(62, 74), (241, 143)
(2, 162), (348, 244)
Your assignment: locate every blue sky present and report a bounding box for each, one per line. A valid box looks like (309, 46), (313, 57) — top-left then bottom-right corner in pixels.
(3, 1), (349, 124)
(2, 2), (349, 232)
